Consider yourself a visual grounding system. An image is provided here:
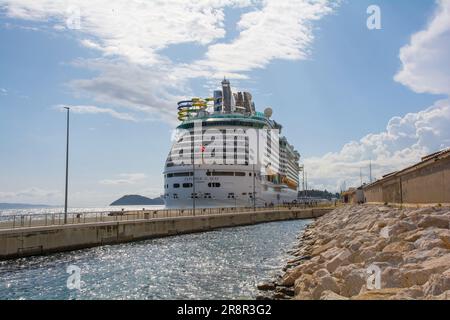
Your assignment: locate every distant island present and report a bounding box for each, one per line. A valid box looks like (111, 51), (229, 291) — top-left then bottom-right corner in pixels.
(0, 203), (54, 210)
(110, 195), (164, 206)
(298, 189), (340, 200)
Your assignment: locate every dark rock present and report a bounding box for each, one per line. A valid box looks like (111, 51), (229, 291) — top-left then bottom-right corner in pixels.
(277, 286), (295, 297)
(272, 292), (290, 300)
(257, 282), (276, 291)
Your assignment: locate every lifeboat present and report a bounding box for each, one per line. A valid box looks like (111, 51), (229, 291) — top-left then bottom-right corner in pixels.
(282, 176), (298, 190)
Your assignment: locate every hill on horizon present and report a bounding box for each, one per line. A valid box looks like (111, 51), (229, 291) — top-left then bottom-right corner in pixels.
(110, 195), (164, 206)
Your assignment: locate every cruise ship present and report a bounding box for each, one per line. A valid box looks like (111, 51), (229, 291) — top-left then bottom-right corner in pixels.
(163, 79), (301, 208)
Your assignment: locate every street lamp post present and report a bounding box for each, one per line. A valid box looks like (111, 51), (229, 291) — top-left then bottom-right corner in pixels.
(192, 160), (196, 216)
(252, 164), (256, 211)
(64, 107), (70, 224)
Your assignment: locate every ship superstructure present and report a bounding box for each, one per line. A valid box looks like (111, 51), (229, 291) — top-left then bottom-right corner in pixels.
(163, 79), (301, 208)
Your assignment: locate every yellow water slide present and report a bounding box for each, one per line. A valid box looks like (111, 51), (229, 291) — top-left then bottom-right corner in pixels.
(177, 98), (212, 121)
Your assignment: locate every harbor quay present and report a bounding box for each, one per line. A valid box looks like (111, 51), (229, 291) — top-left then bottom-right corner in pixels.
(0, 206), (332, 260)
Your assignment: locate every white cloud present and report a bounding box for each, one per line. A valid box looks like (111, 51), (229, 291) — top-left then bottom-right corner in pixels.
(1, 0), (235, 64)
(197, 0), (335, 74)
(394, 0), (450, 95)
(99, 173), (147, 186)
(305, 99), (450, 192)
(0, 0), (260, 65)
(54, 104), (138, 122)
(67, 59), (183, 124)
(0, 88), (7, 95)
(0, 0), (335, 123)
(305, 0), (450, 192)
(0, 187), (61, 202)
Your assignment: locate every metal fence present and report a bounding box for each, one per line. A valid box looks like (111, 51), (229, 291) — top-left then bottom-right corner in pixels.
(0, 203), (332, 230)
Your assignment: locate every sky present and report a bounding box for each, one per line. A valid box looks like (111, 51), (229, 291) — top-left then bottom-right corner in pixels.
(0, 0), (449, 206)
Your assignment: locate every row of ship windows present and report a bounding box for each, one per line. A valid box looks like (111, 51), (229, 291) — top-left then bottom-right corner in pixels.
(173, 141), (249, 147)
(178, 129), (250, 135)
(167, 162), (251, 167)
(168, 155), (250, 160)
(165, 192), (254, 199)
(175, 136), (277, 143)
(178, 121), (265, 129)
(165, 171), (254, 178)
(164, 182), (222, 189)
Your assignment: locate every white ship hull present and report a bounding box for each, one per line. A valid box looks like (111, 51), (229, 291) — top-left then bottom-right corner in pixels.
(163, 166), (298, 209)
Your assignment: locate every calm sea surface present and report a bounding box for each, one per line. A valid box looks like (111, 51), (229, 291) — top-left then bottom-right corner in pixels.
(0, 219), (310, 300)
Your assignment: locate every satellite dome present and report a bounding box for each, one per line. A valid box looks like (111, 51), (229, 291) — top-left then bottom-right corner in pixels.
(264, 107), (273, 118)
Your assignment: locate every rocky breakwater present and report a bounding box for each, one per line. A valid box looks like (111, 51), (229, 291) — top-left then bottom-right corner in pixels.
(259, 205), (450, 300)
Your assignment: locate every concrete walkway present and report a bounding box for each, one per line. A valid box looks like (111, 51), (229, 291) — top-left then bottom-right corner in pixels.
(0, 207), (332, 260)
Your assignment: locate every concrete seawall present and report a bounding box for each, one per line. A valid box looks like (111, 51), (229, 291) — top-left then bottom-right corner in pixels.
(0, 208), (331, 260)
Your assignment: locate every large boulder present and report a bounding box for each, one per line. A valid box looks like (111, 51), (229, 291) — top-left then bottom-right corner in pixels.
(379, 226), (390, 239)
(333, 263), (362, 279)
(404, 230), (427, 242)
(401, 254), (450, 287)
(352, 288), (403, 300)
(340, 269), (367, 297)
(320, 246), (343, 261)
(382, 241), (415, 253)
(294, 274), (314, 295)
(389, 287), (424, 300)
(432, 291), (450, 300)
(421, 253), (450, 273)
(401, 268), (433, 287)
(418, 215), (449, 229)
(325, 248), (352, 273)
(438, 229), (450, 249)
(313, 268), (330, 278)
(311, 275), (341, 299)
(293, 292), (313, 300)
(280, 266), (303, 287)
(414, 229), (450, 250)
(373, 239), (389, 251)
(403, 247), (448, 264)
(311, 240), (338, 256)
(352, 247), (377, 264)
(381, 267), (403, 288)
(389, 221), (417, 236)
(423, 269), (450, 297)
(372, 251), (404, 266)
(347, 237), (364, 252)
(300, 260), (322, 275)
(320, 290), (349, 300)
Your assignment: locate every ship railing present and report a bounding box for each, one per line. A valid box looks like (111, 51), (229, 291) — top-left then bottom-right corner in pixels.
(0, 203), (332, 230)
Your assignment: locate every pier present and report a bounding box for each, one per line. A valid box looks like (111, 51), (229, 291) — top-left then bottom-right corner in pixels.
(0, 206), (332, 260)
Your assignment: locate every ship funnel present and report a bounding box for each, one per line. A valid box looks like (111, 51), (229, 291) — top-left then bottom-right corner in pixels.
(222, 78), (232, 113)
(243, 92), (253, 114)
(234, 91), (253, 114)
(213, 90), (222, 112)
